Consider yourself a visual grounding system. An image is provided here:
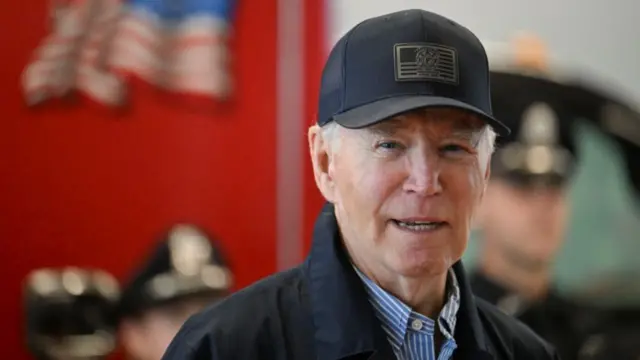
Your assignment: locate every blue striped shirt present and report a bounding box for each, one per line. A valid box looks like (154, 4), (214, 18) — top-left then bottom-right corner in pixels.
(354, 266), (461, 360)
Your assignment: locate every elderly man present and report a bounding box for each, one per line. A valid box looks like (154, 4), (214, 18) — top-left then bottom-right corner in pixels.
(162, 9), (559, 360)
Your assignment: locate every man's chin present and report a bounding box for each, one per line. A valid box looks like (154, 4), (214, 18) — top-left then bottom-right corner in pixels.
(389, 257), (452, 278)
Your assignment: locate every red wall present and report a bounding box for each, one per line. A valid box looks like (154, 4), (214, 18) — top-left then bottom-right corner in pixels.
(303, 0), (328, 255)
(0, 1), (297, 358)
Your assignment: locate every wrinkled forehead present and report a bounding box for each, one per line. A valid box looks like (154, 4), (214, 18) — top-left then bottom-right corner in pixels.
(367, 108), (485, 137)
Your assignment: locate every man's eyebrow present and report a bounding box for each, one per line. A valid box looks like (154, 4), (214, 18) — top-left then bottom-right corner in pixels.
(450, 128), (476, 139)
(449, 127), (484, 147)
(366, 118), (406, 137)
(364, 113), (485, 142)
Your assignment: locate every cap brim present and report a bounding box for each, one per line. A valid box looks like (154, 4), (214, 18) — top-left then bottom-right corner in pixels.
(332, 95), (510, 136)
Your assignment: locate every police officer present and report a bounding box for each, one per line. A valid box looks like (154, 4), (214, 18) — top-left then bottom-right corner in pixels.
(117, 224), (232, 360)
(469, 77), (598, 360)
(24, 267), (120, 360)
(470, 38), (640, 360)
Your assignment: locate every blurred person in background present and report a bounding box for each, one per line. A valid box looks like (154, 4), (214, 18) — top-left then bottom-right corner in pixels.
(469, 83), (597, 360)
(117, 224), (232, 360)
(24, 267), (120, 360)
(471, 36), (640, 360)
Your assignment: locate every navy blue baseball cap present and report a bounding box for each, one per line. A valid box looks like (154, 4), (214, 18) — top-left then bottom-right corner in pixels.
(317, 9), (510, 136)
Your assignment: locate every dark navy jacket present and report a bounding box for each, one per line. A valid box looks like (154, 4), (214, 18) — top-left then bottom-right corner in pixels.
(162, 204), (560, 360)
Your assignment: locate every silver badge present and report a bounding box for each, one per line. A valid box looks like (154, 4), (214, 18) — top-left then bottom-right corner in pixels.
(168, 225), (212, 277)
(394, 43), (458, 84)
(520, 102), (559, 145)
(519, 102), (562, 174)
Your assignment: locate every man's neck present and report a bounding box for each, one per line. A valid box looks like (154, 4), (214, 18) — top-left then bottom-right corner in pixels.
(479, 244), (552, 301)
(355, 260), (448, 319)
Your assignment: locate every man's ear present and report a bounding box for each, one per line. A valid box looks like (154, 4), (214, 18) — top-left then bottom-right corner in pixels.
(308, 125), (336, 202)
(472, 159), (493, 228)
(485, 157), (492, 177)
(476, 156), (491, 196)
(483, 162), (491, 191)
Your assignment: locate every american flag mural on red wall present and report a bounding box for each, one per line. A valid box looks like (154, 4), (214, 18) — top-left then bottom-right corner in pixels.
(21, 0), (237, 107)
(22, 0), (125, 106)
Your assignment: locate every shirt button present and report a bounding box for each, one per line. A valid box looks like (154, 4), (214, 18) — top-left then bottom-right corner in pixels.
(411, 319), (423, 331)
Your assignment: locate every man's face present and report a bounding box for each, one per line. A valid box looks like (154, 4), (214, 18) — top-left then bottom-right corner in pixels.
(120, 296), (217, 360)
(310, 108), (491, 278)
(478, 179), (569, 266)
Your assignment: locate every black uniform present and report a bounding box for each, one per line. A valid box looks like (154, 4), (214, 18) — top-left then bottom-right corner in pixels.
(469, 273), (604, 360)
(584, 306), (640, 359)
(471, 273), (640, 359)
(470, 65), (640, 360)
(573, 272), (640, 359)
(117, 224), (232, 321)
(162, 203), (559, 360)
(23, 267), (121, 360)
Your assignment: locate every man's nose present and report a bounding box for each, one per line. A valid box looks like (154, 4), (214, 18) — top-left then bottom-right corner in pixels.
(402, 154), (442, 196)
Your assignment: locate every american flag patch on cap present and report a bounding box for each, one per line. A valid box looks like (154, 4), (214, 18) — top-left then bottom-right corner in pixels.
(394, 43), (458, 84)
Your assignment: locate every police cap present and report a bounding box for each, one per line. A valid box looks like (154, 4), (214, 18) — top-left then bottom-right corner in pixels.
(482, 35), (581, 187)
(117, 224), (232, 320)
(490, 71), (579, 187)
(24, 267), (120, 359)
(485, 35), (640, 193)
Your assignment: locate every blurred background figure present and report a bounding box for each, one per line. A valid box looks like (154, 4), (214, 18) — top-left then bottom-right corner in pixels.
(117, 224), (232, 360)
(469, 73), (593, 359)
(470, 38), (640, 360)
(24, 267), (120, 360)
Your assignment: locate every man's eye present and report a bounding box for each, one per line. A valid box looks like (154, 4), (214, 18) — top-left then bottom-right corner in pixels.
(440, 144), (469, 153)
(377, 141), (402, 150)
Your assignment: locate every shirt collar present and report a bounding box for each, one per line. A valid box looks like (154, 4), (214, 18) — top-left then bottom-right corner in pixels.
(353, 265), (461, 350)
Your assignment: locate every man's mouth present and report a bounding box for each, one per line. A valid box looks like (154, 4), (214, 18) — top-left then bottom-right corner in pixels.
(391, 220), (447, 232)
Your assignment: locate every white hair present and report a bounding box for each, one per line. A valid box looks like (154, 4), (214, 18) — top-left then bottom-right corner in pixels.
(477, 125), (497, 173)
(319, 121), (497, 172)
(320, 121), (342, 151)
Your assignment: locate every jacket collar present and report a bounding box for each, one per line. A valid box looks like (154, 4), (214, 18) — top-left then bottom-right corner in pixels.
(302, 202), (494, 360)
